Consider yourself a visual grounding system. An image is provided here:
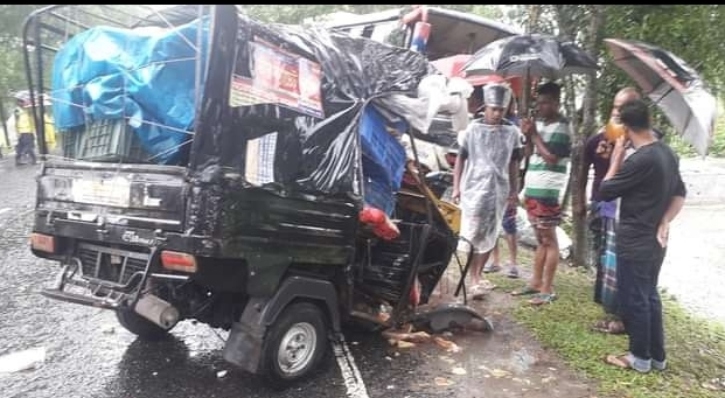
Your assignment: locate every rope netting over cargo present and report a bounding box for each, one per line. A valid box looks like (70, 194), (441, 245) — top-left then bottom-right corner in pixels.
(24, 5), (212, 165)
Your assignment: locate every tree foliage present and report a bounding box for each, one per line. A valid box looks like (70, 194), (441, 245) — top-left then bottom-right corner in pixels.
(506, 5), (725, 127)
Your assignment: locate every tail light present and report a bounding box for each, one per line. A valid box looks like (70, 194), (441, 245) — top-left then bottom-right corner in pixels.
(30, 233), (56, 253)
(160, 251), (198, 273)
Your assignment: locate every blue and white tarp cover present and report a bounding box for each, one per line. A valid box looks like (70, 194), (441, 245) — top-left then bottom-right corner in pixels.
(51, 16), (210, 164)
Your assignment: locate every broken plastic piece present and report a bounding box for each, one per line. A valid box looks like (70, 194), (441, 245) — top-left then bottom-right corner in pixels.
(433, 336), (461, 353)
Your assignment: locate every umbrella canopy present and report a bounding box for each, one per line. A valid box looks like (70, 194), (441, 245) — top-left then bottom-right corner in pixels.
(430, 54), (528, 97)
(604, 38), (718, 156)
(462, 33), (599, 80)
(11, 90), (52, 108)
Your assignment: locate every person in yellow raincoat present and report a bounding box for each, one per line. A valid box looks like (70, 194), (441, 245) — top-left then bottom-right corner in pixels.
(14, 97), (37, 165)
(13, 92), (57, 165)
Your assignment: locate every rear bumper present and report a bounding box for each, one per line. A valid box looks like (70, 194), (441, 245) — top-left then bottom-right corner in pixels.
(32, 211), (218, 258)
(40, 245), (189, 311)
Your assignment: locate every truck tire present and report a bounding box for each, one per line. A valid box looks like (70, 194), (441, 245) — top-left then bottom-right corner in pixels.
(261, 302), (328, 385)
(116, 309), (171, 341)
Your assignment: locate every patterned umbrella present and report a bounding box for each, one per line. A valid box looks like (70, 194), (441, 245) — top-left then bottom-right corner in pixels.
(604, 38), (718, 156)
(430, 54), (529, 96)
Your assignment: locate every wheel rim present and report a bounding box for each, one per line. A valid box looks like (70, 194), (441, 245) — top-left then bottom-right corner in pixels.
(277, 322), (318, 376)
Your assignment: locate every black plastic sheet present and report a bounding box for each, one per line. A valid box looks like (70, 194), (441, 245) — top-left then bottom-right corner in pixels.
(191, 7), (436, 198)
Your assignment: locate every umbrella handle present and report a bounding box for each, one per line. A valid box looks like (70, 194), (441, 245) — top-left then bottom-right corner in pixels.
(519, 71), (532, 117)
(519, 70), (533, 183)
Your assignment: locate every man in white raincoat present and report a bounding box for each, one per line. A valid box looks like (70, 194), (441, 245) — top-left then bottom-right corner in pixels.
(452, 83), (523, 296)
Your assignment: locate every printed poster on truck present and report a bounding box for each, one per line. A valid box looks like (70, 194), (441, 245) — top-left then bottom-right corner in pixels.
(230, 39), (324, 119)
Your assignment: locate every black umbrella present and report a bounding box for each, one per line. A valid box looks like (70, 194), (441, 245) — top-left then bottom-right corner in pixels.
(462, 33), (598, 189)
(462, 33), (599, 80)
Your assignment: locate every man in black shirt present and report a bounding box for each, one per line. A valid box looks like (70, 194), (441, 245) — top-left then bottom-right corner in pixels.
(599, 99), (686, 373)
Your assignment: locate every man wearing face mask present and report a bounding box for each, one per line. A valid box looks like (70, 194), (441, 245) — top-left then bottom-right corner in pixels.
(581, 87), (666, 334)
(452, 83), (523, 297)
(599, 99), (686, 373)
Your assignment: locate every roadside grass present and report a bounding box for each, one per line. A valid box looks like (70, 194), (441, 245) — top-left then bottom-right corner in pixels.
(488, 248), (725, 398)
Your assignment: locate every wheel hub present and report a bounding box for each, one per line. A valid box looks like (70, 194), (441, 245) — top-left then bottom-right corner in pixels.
(277, 322), (317, 375)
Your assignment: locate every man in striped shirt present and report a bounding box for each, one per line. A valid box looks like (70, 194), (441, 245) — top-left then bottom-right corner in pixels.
(514, 82), (572, 305)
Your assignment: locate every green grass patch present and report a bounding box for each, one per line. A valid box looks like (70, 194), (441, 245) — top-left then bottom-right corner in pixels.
(489, 250), (725, 398)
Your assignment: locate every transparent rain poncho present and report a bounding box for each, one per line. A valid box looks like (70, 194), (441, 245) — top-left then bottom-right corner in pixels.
(458, 120), (523, 254)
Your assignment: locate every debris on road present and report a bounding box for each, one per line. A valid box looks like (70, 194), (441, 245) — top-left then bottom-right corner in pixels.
(100, 324), (115, 334)
(490, 368), (513, 378)
(434, 376), (454, 386)
(433, 336), (461, 353)
(390, 340), (416, 349)
(382, 329), (432, 344)
(0, 347), (46, 373)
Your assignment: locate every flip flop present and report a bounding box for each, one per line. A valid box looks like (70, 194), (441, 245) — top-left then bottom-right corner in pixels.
(483, 264), (502, 274)
(605, 354), (633, 369)
(604, 354), (650, 373)
(470, 284), (490, 301)
(528, 292), (557, 306)
(511, 286), (540, 296)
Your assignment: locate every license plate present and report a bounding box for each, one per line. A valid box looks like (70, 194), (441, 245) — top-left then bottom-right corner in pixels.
(71, 177), (131, 207)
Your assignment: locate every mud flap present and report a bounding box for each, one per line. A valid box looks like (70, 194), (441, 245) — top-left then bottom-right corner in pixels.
(223, 297), (267, 374)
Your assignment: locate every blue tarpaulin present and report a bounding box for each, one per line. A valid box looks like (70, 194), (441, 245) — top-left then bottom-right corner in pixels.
(51, 16), (210, 164)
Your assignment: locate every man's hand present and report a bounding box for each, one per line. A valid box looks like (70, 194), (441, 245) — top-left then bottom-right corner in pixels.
(452, 188), (461, 204)
(507, 194), (519, 207)
(611, 135), (628, 166)
(657, 220), (670, 248)
(520, 117), (536, 137)
(595, 139), (613, 159)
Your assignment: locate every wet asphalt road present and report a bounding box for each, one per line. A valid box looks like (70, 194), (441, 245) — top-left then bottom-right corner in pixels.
(0, 161), (482, 398)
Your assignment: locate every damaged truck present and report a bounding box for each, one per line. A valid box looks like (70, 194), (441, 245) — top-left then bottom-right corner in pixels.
(22, 4), (486, 384)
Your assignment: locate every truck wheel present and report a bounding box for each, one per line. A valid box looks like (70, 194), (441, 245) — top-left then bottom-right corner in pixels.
(261, 302), (328, 385)
(116, 309), (171, 341)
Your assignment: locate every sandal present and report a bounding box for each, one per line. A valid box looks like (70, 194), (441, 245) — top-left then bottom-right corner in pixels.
(483, 264), (502, 274)
(528, 292), (557, 305)
(478, 279), (497, 291)
(470, 284), (490, 301)
(511, 286), (540, 296)
(605, 353), (650, 373)
(592, 320), (626, 335)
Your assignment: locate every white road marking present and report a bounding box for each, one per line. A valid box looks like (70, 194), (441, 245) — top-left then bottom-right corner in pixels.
(0, 208), (11, 215)
(332, 336), (370, 398)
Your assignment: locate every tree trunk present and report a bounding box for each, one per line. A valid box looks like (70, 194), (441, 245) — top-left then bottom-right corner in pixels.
(554, 5), (606, 267)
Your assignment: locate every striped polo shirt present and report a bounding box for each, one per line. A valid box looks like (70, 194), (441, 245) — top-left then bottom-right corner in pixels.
(524, 116), (572, 204)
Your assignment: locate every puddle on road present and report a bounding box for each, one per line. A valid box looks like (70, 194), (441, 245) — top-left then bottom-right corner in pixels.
(508, 347), (536, 373)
